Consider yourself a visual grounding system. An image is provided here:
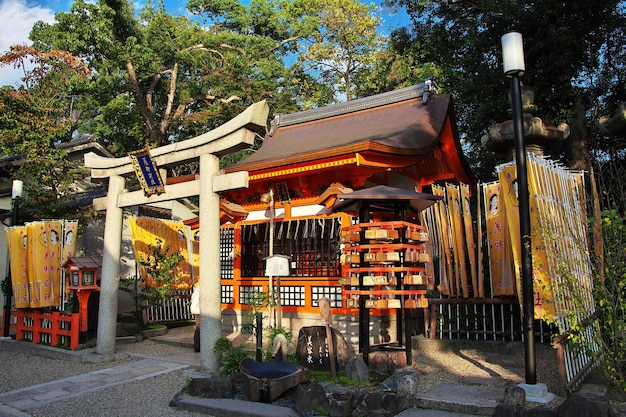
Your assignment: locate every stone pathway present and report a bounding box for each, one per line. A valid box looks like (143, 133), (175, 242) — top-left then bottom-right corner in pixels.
(0, 358), (189, 413)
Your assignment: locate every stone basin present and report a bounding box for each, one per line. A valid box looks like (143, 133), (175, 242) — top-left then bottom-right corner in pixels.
(239, 358), (310, 402)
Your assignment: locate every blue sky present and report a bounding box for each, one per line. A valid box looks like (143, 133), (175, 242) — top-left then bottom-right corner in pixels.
(0, 0), (410, 87)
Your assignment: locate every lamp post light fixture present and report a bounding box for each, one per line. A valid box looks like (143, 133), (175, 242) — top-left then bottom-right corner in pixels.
(501, 31), (537, 386)
(3, 180), (23, 337)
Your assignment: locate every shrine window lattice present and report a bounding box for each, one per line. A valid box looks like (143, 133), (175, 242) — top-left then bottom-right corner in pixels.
(279, 286), (305, 307)
(221, 285), (234, 304)
(220, 228), (234, 280)
(239, 285), (264, 305)
(311, 286), (342, 308)
(240, 217), (342, 278)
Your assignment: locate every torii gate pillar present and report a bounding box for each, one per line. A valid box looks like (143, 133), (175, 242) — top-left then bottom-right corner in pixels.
(199, 153), (221, 370)
(85, 101), (268, 372)
(96, 174), (125, 355)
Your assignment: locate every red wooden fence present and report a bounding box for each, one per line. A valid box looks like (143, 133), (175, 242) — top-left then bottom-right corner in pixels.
(5, 310), (79, 350)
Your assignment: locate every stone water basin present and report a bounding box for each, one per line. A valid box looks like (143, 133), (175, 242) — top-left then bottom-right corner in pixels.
(239, 358), (310, 402)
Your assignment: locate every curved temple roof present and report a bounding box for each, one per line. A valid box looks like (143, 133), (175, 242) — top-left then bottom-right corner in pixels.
(225, 84), (475, 198)
(228, 85), (460, 171)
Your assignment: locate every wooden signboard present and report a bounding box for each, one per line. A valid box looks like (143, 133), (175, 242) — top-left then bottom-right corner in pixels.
(128, 148), (165, 196)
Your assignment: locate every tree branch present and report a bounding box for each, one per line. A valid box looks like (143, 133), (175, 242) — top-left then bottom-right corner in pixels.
(159, 62), (179, 135)
(126, 60), (155, 140)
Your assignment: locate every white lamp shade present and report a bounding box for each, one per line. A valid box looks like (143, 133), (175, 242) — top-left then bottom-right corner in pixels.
(11, 180), (23, 199)
(502, 32), (525, 76)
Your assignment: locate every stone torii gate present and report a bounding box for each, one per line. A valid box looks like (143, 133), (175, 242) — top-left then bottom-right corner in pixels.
(84, 101), (269, 371)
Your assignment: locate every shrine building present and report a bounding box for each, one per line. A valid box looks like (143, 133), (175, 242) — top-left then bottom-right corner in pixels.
(198, 83), (475, 340)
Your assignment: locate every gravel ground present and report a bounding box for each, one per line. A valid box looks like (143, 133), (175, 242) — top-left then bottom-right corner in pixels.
(27, 369), (206, 417)
(0, 350), (133, 393)
(1, 326), (620, 416)
(0, 327), (214, 417)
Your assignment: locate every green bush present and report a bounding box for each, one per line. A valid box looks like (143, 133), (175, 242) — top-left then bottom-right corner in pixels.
(119, 238), (185, 323)
(594, 210), (626, 391)
(213, 337), (249, 377)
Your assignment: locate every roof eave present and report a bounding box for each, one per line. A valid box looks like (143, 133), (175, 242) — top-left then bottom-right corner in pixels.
(225, 140), (436, 174)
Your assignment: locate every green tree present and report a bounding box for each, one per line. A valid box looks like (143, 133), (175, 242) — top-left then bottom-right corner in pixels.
(296, 0), (386, 101)
(120, 238), (185, 323)
(387, 0), (626, 180)
(29, 0), (304, 155)
(0, 45), (91, 219)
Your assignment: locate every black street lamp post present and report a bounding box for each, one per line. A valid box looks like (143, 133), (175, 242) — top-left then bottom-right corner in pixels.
(3, 180), (23, 337)
(501, 31), (537, 385)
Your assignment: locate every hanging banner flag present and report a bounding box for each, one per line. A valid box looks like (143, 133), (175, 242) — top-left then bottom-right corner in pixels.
(26, 222), (48, 308)
(497, 164), (522, 303)
(5, 226), (30, 308)
(483, 182), (516, 297)
(461, 184), (479, 298)
(128, 217), (192, 289)
(446, 184), (468, 297)
(498, 161), (557, 319)
(6, 219), (78, 310)
(191, 234), (200, 285)
(61, 220), (79, 265)
(526, 171), (556, 320)
(39, 220), (63, 307)
(420, 203), (440, 292)
(432, 185), (453, 296)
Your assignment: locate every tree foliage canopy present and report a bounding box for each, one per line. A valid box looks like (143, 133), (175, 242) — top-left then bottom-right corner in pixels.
(5, 0), (625, 214)
(0, 45), (91, 219)
(27, 0), (310, 154)
(388, 0), (626, 180)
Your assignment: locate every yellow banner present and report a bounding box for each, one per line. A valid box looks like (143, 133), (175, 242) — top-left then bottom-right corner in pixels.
(6, 227), (30, 308)
(41, 221), (63, 307)
(6, 219), (77, 309)
(484, 182), (516, 297)
(446, 184), (468, 297)
(61, 220), (78, 265)
(191, 238), (200, 284)
(420, 205), (438, 292)
(526, 161), (557, 320)
(26, 222), (47, 308)
(498, 162), (556, 319)
(461, 184), (478, 298)
(497, 165), (522, 304)
(432, 185), (453, 296)
(128, 217), (193, 289)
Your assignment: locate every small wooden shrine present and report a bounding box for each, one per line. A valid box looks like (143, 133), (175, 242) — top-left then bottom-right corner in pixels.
(213, 83), (475, 357)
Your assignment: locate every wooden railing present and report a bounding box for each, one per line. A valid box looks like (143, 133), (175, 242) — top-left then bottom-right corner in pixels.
(144, 289), (194, 323)
(8, 310), (79, 350)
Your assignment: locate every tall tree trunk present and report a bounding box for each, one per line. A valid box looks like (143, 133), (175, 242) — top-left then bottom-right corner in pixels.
(564, 100), (591, 171)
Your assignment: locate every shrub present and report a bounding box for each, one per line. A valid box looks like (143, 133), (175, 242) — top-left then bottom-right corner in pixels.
(594, 210), (626, 391)
(119, 238), (185, 323)
(213, 337), (249, 377)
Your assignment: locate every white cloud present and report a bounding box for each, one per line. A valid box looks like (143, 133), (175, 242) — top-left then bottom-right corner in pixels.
(0, 0), (56, 87)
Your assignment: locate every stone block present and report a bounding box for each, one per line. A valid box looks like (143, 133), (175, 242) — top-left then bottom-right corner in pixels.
(345, 356), (370, 383)
(295, 326), (354, 371)
(293, 382), (329, 412)
(396, 374), (419, 397)
(556, 392), (609, 417)
(503, 386), (526, 407)
(189, 377), (235, 398)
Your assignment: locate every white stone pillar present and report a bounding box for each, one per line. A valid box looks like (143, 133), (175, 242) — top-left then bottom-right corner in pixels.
(199, 153), (221, 372)
(96, 175), (125, 355)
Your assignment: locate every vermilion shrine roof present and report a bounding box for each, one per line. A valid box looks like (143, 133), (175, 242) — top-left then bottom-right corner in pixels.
(224, 84), (475, 202)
